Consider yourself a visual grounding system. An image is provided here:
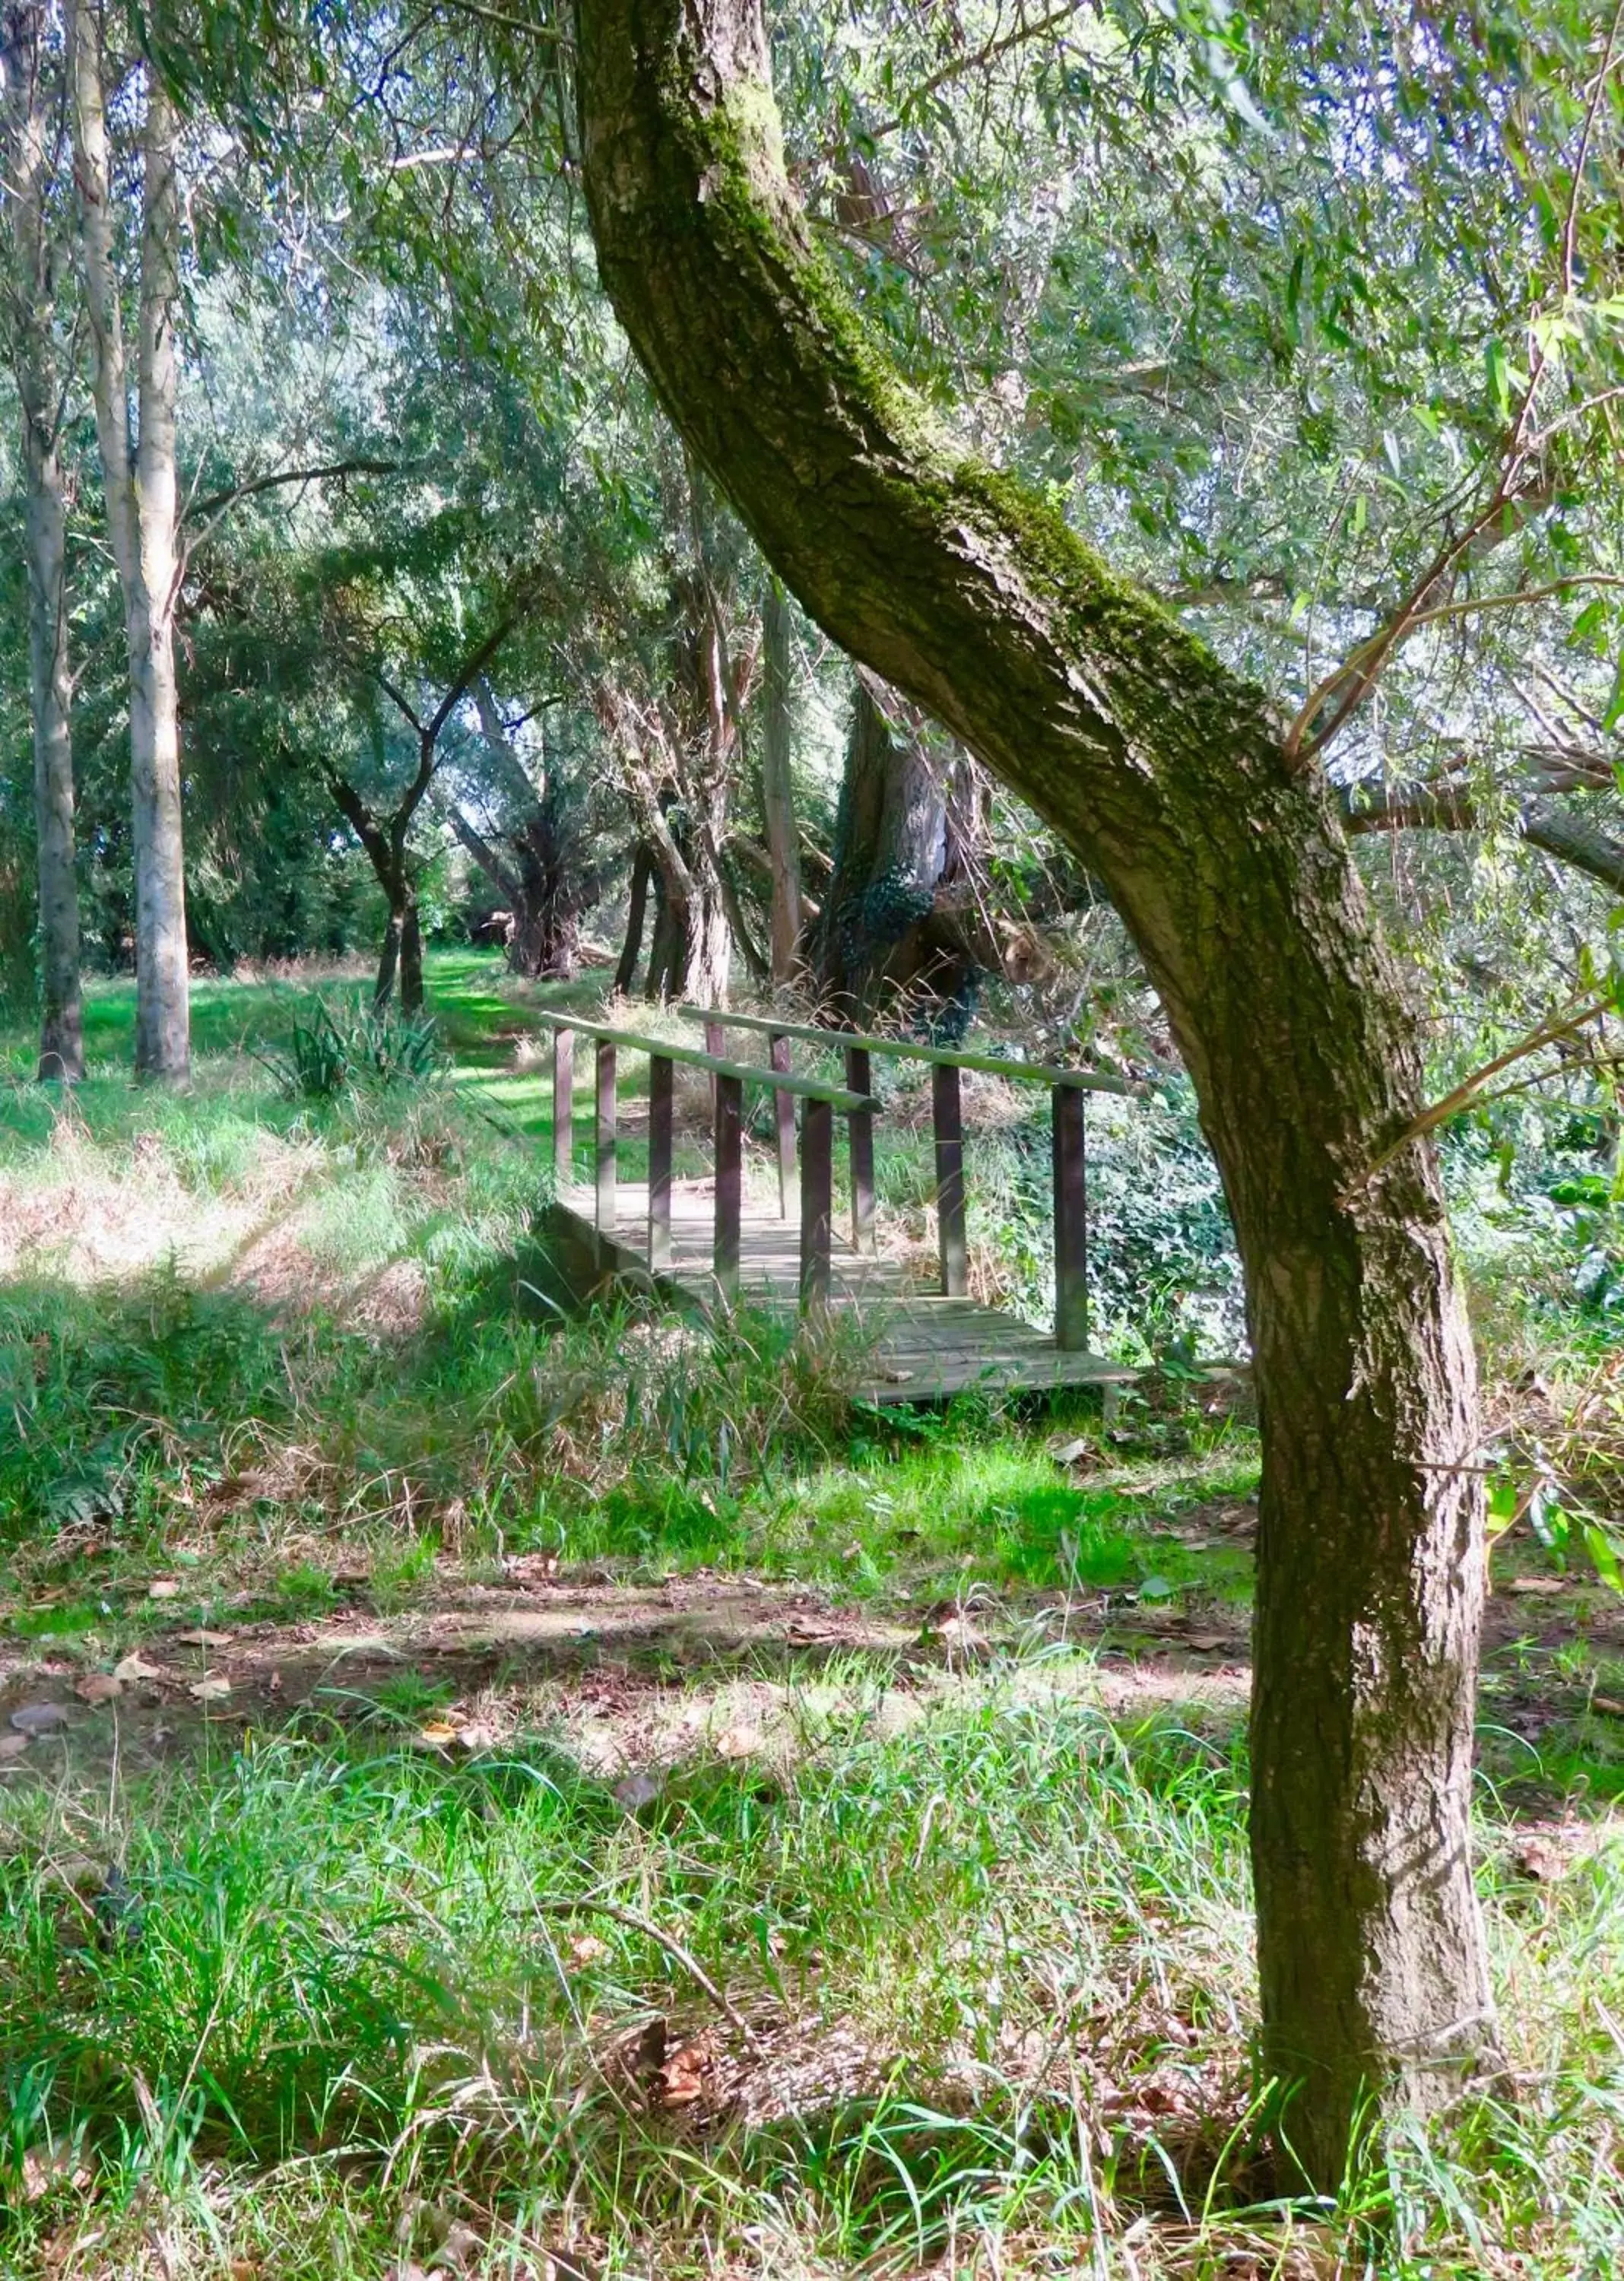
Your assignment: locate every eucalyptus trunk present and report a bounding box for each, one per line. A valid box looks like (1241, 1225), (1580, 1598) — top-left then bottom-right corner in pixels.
(68, 5), (189, 1079)
(575, 0), (1492, 2182)
(760, 578), (802, 981)
(3, 0), (83, 1080)
(21, 412), (81, 1080)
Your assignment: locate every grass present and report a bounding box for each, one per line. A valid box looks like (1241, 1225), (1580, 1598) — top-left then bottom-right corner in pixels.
(7, 954), (1624, 2274)
(5, 1683), (1624, 2276)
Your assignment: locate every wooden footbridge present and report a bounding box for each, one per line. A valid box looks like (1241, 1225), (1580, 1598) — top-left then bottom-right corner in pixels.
(536, 1004), (1140, 1405)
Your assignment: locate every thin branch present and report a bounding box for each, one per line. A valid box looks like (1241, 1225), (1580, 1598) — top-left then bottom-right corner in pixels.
(437, 0), (566, 41)
(863, 2), (1080, 141)
(525, 1897), (766, 2051)
(183, 458), (404, 525)
(1562, 0), (1624, 297)
(1345, 996), (1610, 1200)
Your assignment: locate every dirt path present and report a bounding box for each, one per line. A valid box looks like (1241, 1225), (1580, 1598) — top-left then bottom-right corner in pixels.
(4, 1531), (1619, 1799)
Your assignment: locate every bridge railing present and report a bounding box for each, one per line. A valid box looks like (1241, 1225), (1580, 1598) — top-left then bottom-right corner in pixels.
(677, 1004), (1134, 1353)
(533, 1010), (879, 1312)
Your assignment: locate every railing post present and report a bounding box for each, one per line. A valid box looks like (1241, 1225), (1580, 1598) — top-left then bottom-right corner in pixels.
(648, 1054), (674, 1274)
(800, 1096), (833, 1314)
(552, 1026), (574, 1189)
(1051, 1081), (1088, 1351)
(770, 1032), (799, 1220)
(713, 1071), (742, 1302)
(845, 1044), (875, 1254)
(705, 1014), (724, 1115)
(933, 1061), (968, 1297)
(595, 1039), (617, 1237)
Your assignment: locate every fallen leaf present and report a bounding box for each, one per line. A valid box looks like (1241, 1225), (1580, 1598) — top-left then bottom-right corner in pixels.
(0, 1733), (30, 1762)
(147, 1580), (181, 1601)
(1509, 1577), (1566, 1596)
(1050, 1436), (1090, 1465)
(435, 2219), (483, 2269)
(189, 1676), (232, 1702)
(416, 1721), (459, 1749)
(657, 2041), (709, 2105)
(715, 1723), (764, 1759)
(933, 1614), (987, 1651)
(174, 1629), (232, 1648)
(75, 1674), (122, 1705)
(455, 1721), (498, 1752)
(1593, 1696), (1624, 1718)
(113, 1653), (165, 1684)
(1515, 1838), (1564, 1880)
(9, 1702), (68, 1737)
(1185, 1633), (1227, 1653)
(569, 1934), (608, 1967)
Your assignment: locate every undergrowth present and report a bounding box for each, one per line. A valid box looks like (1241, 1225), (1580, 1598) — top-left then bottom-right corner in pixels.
(2, 1684), (1622, 2276)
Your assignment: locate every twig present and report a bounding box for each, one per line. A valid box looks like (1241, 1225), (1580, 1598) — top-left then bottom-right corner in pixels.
(1343, 994), (1610, 1198)
(1562, 0), (1624, 297)
(525, 1896), (767, 2051)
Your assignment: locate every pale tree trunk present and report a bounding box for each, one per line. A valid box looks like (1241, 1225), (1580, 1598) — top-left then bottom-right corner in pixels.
(21, 418), (81, 1080)
(2, 0), (83, 1080)
(67, 2), (189, 1080)
(760, 578), (802, 982)
(576, 0), (1492, 2183)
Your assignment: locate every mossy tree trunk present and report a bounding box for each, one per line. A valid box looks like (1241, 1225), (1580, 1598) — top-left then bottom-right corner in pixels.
(575, 0), (1493, 2183)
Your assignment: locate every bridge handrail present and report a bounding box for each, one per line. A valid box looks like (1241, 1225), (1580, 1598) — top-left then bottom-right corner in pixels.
(673, 1004), (1135, 1096)
(531, 1009), (877, 1113)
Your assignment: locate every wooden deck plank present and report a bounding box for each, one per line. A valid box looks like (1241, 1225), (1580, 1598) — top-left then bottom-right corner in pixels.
(550, 1180), (1135, 1404)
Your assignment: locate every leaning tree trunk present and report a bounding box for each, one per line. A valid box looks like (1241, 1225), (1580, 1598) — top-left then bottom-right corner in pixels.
(616, 842), (655, 993)
(575, 0), (1492, 2183)
(68, 7), (190, 1080)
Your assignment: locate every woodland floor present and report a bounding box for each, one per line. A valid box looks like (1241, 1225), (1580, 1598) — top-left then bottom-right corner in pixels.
(5, 955), (1624, 2279)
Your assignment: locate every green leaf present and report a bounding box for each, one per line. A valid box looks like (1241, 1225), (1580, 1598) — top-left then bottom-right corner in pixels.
(1584, 1523), (1624, 1594)
(1485, 338), (1512, 423)
(1603, 651), (1624, 734)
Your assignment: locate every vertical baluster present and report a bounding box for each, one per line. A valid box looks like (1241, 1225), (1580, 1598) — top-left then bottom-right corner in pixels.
(933, 1060), (967, 1297)
(552, 1026), (574, 1190)
(713, 1071), (742, 1302)
(595, 1040), (617, 1237)
(845, 1044), (874, 1254)
(1051, 1082), (1089, 1351)
(648, 1054), (674, 1274)
(771, 1033), (798, 1219)
(704, 1015), (724, 1115)
(800, 1096), (833, 1314)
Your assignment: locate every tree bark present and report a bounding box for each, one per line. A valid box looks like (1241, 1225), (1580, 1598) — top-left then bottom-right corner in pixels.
(68, 3), (190, 1080)
(615, 842), (654, 993)
(575, 0), (1493, 2181)
(2, 0), (83, 1080)
(1341, 776), (1624, 896)
(760, 577), (803, 981)
(817, 670), (979, 1020)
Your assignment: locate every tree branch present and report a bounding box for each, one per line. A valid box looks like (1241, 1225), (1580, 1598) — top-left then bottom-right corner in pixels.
(182, 458), (404, 525)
